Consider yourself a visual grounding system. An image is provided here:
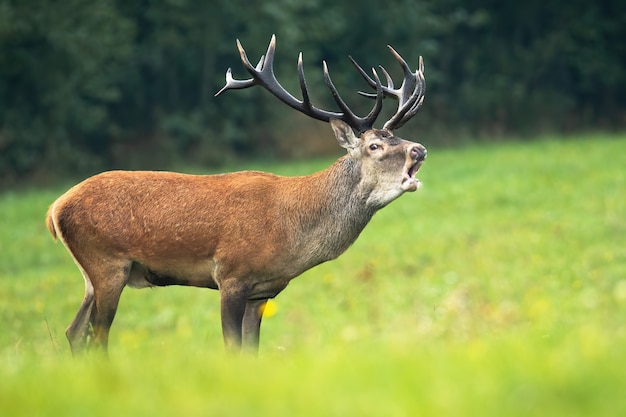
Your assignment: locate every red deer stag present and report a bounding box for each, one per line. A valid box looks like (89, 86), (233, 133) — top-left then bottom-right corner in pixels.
(46, 35), (427, 354)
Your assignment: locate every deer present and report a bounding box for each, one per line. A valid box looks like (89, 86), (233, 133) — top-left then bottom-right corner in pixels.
(46, 35), (427, 355)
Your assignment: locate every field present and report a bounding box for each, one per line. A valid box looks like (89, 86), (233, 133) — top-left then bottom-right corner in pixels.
(1, 134), (625, 416)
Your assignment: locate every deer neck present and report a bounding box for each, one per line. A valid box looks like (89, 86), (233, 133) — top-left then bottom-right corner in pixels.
(286, 155), (378, 263)
(313, 154), (377, 219)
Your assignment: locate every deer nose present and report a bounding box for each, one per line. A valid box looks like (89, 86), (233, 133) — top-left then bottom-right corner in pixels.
(410, 145), (427, 161)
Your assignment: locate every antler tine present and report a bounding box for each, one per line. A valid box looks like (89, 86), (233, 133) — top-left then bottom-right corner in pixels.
(214, 40), (264, 97)
(297, 52), (313, 111)
(323, 61), (355, 125)
(261, 35), (276, 73)
(379, 65), (395, 91)
(386, 45), (417, 104)
(349, 56), (375, 88)
(214, 67), (253, 96)
(255, 55), (265, 71)
(236, 38), (256, 72)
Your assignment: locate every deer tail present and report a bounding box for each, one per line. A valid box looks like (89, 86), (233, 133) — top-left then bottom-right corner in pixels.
(46, 204), (58, 241)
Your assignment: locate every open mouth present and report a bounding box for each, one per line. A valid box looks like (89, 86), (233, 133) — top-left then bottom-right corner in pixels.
(402, 160), (424, 191)
(408, 160), (422, 178)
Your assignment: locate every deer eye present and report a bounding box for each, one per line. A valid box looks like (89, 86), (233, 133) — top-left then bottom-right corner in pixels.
(369, 144), (380, 151)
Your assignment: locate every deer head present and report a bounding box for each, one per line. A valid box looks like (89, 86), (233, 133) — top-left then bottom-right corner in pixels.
(216, 34), (427, 208)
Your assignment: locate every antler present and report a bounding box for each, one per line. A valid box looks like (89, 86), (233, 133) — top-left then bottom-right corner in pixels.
(215, 35), (385, 134)
(350, 46), (425, 131)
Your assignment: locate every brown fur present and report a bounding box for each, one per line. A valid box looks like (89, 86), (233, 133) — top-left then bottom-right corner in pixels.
(47, 121), (426, 354)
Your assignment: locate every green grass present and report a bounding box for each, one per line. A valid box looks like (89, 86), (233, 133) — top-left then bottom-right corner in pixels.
(1, 133), (625, 416)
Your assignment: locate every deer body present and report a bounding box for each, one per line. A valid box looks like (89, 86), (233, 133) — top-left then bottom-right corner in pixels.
(48, 36), (428, 354)
(51, 157), (374, 294)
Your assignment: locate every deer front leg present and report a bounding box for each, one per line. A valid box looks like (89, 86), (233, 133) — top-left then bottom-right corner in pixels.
(219, 283), (249, 352)
(242, 299), (267, 354)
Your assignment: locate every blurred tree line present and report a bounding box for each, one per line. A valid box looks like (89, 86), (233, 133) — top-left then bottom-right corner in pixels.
(1, 0), (624, 185)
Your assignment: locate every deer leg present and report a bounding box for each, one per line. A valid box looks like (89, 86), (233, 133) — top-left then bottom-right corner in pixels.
(71, 259), (130, 354)
(91, 270), (131, 353)
(90, 289), (123, 353)
(242, 298), (267, 354)
(219, 283), (250, 352)
(66, 277), (95, 355)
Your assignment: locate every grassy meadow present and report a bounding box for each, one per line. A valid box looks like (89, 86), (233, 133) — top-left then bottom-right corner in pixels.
(1, 133), (625, 416)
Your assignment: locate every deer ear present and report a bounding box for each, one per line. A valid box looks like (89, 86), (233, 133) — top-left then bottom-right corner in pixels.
(330, 119), (359, 150)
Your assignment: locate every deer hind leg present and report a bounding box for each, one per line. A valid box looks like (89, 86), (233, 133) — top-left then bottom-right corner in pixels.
(67, 257), (131, 355)
(66, 268), (95, 355)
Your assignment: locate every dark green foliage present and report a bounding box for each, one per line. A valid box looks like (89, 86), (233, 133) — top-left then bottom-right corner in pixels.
(1, 0), (624, 185)
(0, 0), (134, 181)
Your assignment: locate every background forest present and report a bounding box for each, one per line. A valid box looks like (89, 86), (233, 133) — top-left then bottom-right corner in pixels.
(1, 0), (625, 186)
